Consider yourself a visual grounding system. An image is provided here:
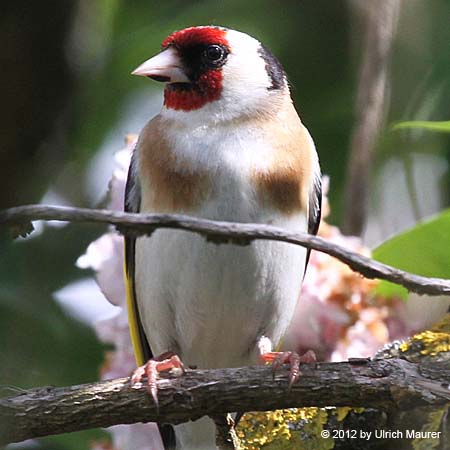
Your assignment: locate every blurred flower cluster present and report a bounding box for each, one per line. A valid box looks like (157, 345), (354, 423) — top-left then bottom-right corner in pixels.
(284, 178), (413, 362)
(75, 137), (418, 449)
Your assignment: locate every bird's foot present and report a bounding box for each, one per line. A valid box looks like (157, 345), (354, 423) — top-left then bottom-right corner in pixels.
(260, 350), (316, 386)
(131, 351), (185, 406)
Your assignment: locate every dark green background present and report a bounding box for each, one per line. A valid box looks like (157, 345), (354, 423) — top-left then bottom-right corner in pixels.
(1, 1), (449, 448)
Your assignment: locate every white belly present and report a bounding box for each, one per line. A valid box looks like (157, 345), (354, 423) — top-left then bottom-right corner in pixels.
(136, 213), (307, 449)
(135, 213), (307, 369)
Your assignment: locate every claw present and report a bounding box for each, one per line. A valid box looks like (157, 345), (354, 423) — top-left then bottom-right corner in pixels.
(131, 352), (185, 407)
(260, 349), (316, 386)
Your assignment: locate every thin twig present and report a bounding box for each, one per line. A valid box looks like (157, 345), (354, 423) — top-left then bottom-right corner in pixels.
(1, 204), (450, 296)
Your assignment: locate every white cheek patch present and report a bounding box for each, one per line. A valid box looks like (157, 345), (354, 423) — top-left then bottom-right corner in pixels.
(223, 30), (272, 92)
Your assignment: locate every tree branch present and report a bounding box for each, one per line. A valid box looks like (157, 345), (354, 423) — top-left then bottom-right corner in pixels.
(1, 358), (449, 445)
(1, 204), (450, 296)
(344, 0), (400, 235)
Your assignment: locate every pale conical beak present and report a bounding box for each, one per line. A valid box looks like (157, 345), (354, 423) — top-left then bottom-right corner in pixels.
(131, 47), (190, 83)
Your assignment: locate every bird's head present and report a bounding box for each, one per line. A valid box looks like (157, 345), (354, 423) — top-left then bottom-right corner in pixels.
(132, 26), (289, 122)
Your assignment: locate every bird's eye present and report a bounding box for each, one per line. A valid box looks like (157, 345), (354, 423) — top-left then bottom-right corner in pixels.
(204, 45), (226, 63)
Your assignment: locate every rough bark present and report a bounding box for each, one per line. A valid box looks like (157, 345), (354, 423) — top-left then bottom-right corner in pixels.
(1, 358), (449, 445)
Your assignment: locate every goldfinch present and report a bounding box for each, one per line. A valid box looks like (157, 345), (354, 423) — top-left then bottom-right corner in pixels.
(125, 25), (322, 450)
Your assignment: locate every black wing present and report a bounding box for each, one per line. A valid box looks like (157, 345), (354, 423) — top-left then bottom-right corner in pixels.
(124, 148), (153, 363)
(124, 147), (176, 449)
(305, 174), (322, 272)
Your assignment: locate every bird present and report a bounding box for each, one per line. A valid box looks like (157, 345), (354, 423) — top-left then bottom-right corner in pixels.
(124, 25), (322, 450)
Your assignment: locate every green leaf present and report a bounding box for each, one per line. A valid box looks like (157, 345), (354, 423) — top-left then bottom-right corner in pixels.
(391, 120), (450, 133)
(372, 209), (450, 298)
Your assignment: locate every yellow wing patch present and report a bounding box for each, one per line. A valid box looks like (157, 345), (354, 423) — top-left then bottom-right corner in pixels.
(124, 257), (145, 366)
